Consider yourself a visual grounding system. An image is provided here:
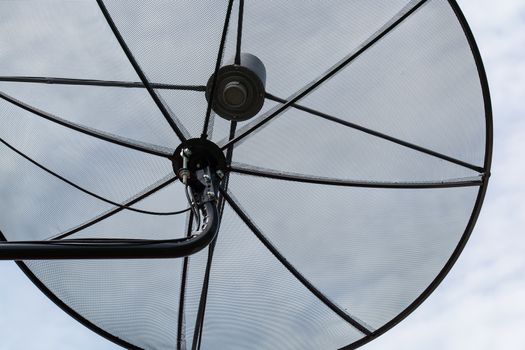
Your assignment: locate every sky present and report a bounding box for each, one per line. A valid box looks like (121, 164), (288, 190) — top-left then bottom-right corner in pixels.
(0, 0), (524, 349)
(365, 0), (525, 348)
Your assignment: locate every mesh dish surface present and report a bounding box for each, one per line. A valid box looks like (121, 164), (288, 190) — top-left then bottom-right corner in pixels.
(0, 0), (491, 349)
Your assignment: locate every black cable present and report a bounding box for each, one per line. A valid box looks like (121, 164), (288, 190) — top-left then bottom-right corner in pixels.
(0, 138), (189, 216)
(49, 176), (177, 240)
(192, 121), (237, 350)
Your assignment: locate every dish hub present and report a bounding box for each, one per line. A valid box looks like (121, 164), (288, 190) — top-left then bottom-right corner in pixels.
(172, 138), (227, 186)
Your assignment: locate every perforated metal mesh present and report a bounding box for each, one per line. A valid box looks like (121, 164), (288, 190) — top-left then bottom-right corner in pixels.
(0, 0), (491, 349)
(227, 174), (479, 330)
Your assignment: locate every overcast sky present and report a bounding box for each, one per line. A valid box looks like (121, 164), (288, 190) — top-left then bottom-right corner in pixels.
(0, 0), (524, 349)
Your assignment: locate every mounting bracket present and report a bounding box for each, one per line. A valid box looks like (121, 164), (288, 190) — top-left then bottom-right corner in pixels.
(0, 165), (221, 260)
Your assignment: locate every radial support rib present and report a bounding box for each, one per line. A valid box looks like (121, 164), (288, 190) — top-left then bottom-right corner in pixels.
(0, 76), (206, 91)
(96, 0), (188, 142)
(0, 138), (187, 216)
(0, 167), (222, 260)
(177, 211), (194, 350)
(192, 122), (238, 350)
(0, 91), (174, 159)
(229, 164), (484, 189)
(235, 0), (245, 65)
(265, 93), (484, 173)
(48, 175), (178, 241)
(221, 189), (373, 336)
(219, 0), (429, 150)
(201, 0), (235, 139)
(0, 201), (217, 260)
(191, 241), (216, 350)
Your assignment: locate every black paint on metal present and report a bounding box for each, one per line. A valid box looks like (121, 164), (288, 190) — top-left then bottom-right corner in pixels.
(264, 92), (485, 173)
(220, 0), (429, 151)
(177, 211), (194, 350)
(0, 239), (144, 350)
(229, 164), (485, 189)
(0, 76), (206, 91)
(221, 189), (373, 336)
(201, 0), (235, 139)
(0, 168), (220, 260)
(235, 0), (245, 65)
(191, 121), (238, 350)
(206, 53), (266, 122)
(49, 176), (178, 241)
(172, 138), (227, 186)
(340, 0), (493, 348)
(96, 0), (188, 142)
(0, 137), (189, 216)
(0, 91), (174, 159)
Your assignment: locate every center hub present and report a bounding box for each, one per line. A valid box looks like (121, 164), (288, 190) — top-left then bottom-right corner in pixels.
(205, 53), (266, 122)
(172, 139), (226, 186)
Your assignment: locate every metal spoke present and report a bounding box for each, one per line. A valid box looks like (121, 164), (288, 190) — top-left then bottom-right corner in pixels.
(191, 240), (216, 350)
(234, 0), (245, 65)
(221, 189), (373, 336)
(96, 0), (188, 142)
(177, 211), (194, 350)
(0, 76), (206, 91)
(229, 163), (484, 189)
(0, 90), (174, 159)
(192, 121), (238, 350)
(192, 0), (238, 338)
(192, 0), (238, 330)
(265, 93), (484, 173)
(47, 175), (177, 240)
(219, 0), (429, 150)
(201, 0), (235, 139)
(1, 138), (188, 216)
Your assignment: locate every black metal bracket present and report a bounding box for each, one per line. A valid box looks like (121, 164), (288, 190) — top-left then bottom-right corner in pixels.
(0, 166), (221, 260)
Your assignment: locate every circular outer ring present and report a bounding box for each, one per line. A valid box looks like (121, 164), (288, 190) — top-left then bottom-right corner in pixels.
(205, 64), (266, 121)
(1, 1), (492, 349)
(340, 0), (493, 348)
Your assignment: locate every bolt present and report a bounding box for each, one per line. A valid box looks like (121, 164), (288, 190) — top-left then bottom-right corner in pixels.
(207, 191), (216, 199)
(216, 170), (224, 179)
(179, 169), (190, 184)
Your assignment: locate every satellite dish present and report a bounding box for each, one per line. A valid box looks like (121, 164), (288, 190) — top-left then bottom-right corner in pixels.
(0, 0), (492, 349)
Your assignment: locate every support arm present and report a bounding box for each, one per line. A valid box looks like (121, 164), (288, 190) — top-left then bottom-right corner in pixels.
(0, 167), (220, 260)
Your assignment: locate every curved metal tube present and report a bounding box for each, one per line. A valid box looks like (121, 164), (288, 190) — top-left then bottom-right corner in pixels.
(0, 201), (218, 260)
(0, 166), (221, 260)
